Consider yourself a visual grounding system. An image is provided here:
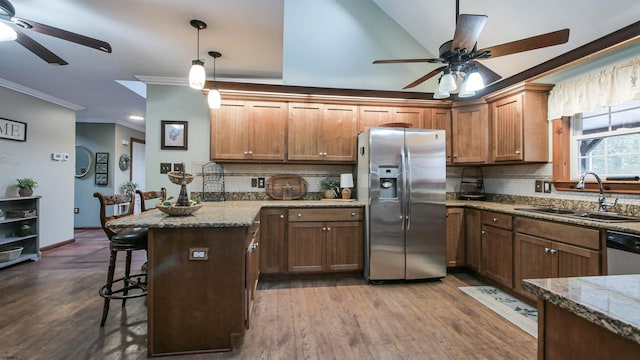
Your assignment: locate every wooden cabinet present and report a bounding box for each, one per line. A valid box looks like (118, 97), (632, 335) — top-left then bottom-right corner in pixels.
(288, 103), (358, 162)
(446, 207), (465, 267)
(287, 208), (363, 273)
(451, 102), (488, 164)
(514, 217), (600, 299)
(259, 208), (288, 274)
(0, 196), (40, 269)
(481, 211), (513, 288)
(245, 216), (261, 329)
(428, 108), (453, 163)
(486, 83), (553, 163)
(358, 106), (424, 131)
(464, 208), (482, 272)
(211, 100), (287, 162)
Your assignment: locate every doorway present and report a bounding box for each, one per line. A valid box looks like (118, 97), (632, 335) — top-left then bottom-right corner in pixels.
(130, 137), (145, 214)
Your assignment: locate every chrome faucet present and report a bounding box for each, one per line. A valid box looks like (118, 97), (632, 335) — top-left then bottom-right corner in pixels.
(576, 172), (618, 212)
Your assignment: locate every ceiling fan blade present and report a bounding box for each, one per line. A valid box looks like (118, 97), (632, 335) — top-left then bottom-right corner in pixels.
(14, 17), (112, 53)
(403, 66), (447, 90)
(15, 29), (68, 65)
(477, 29), (570, 58)
(373, 58), (443, 64)
(469, 61), (502, 84)
(451, 14), (487, 54)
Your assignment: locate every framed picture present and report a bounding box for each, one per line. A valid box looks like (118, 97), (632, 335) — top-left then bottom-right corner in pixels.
(95, 163), (108, 174)
(0, 117), (27, 142)
(96, 152), (109, 164)
(95, 173), (108, 186)
(161, 120), (188, 150)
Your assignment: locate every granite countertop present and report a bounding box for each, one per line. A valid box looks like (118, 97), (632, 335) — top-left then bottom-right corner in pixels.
(107, 199), (365, 229)
(447, 200), (640, 235)
(522, 275), (640, 345)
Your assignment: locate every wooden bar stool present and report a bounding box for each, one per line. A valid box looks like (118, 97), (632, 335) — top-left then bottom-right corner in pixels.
(93, 192), (148, 327)
(135, 187), (167, 212)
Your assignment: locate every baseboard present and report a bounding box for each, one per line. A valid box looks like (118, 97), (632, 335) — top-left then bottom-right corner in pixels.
(40, 238), (75, 251)
(74, 227), (101, 230)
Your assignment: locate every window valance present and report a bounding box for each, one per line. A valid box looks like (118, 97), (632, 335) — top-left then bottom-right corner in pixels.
(547, 56), (640, 120)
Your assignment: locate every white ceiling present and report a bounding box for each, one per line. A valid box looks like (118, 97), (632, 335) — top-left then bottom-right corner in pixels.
(0, 0), (639, 131)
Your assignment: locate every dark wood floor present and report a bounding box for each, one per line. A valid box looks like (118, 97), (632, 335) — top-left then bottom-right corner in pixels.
(0, 230), (536, 359)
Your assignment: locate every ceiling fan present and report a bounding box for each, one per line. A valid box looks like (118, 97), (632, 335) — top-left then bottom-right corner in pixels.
(0, 0), (111, 65)
(373, 0), (570, 95)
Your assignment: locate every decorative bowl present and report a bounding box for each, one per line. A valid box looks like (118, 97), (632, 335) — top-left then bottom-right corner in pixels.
(168, 171), (194, 185)
(0, 246), (23, 263)
(156, 202), (203, 216)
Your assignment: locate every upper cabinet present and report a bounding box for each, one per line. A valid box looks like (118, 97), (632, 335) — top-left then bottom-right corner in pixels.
(211, 100), (287, 162)
(451, 101), (489, 164)
(486, 83), (553, 163)
(359, 106), (424, 131)
(428, 108), (453, 164)
(288, 103), (358, 162)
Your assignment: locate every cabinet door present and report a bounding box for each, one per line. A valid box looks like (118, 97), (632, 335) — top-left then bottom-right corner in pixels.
(248, 102), (287, 161)
(211, 101), (250, 160)
(288, 103), (322, 161)
(359, 106), (392, 131)
(491, 94), (524, 162)
(326, 221), (363, 271)
(446, 207), (465, 267)
(481, 225), (513, 288)
(288, 222), (326, 272)
(430, 108), (452, 163)
(393, 107), (423, 128)
(554, 242), (600, 278)
(464, 208), (482, 272)
(452, 104), (488, 163)
(260, 208), (288, 274)
(514, 233), (554, 297)
(320, 105), (358, 162)
(245, 236), (260, 329)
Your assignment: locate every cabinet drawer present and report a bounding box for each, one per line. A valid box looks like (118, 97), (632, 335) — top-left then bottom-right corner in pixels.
(515, 217), (600, 250)
(288, 208), (363, 222)
(482, 211), (513, 230)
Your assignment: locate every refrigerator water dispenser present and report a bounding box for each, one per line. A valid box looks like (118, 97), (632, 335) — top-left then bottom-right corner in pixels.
(379, 167), (399, 199)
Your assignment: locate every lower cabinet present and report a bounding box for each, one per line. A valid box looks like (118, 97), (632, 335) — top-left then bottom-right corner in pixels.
(287, 208), (363, 273)
(464, 208), (482, 272)
(481, 211), (514, 288)
(259, 208), (288, 274)
(245, 216), (261, 329)
(446, 207), (465, 267)
(514, 217), (600, 299)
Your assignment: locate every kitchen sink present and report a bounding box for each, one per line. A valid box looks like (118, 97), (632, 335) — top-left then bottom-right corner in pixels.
(515, 207), (640, 222)
(514, 207), (576, 215)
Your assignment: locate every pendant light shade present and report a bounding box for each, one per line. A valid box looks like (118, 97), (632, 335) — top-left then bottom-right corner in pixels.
(207, 50), (222, 109)
(457, 76), (476, 98)
(188, 20), (207, 90)
(440, 68), (457, 92)
(464, 64), (485, 92)
(189, 59), (205, 90)
(433, 79), (450, 99)
(0, 22), (16, 41)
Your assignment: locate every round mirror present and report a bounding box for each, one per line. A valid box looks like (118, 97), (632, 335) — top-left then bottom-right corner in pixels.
(75, 146), (92, 178)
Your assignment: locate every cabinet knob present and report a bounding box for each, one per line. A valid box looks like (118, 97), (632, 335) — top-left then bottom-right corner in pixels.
(252, 243), (259, 249)
(244, 150), (249, 155)
(515, 150), (521, 155)
(327, 227), (331, 231)
(249, 151), (253, 155)
(481, 230), (485, 235)
(254, 220), (261, 224)
(279, 214), (284, 219)
(492, 217), (498, 222)
(297, 213), (302, 217)
(351, 212), (356, 217)
(322, 227), (327, 231)
(544, 247), (550, 253)
(549, 249), (557, 254)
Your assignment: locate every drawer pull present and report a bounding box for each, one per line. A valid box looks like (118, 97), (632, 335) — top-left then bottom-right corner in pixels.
(351, 212), (356, 216)
(279, 214), (284, 219)
(492, 217), (498, 222)
(544, 247), (550, 253)
(297, 213), (302, 217)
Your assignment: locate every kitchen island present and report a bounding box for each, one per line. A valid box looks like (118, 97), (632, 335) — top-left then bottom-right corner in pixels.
(106, 200), (364, 357)
(523, 275), (640, 360)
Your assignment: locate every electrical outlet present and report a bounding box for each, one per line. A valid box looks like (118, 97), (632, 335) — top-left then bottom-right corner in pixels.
(173, 163), (183, 172)
(535, 180), (543, 193)
(251, 178), (257, 187)
(74, 208), (79, 214)
(258, 177), (265, 188)
(543, 181), (552, 193)
(160, 163), (171, 174)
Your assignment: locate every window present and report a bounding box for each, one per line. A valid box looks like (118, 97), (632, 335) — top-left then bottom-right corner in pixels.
(572, 99), (640, 178)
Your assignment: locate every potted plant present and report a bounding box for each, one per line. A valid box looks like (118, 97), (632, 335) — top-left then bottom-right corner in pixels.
(16, 178), (38, 197)
(320, 177), (340, 199)
(120, 181), (139, 195)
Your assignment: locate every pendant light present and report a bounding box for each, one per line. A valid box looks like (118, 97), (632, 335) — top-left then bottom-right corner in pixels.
(433, 77), (450, 99)
(188, 20), (207, 90)
(207, 51), (222, 109)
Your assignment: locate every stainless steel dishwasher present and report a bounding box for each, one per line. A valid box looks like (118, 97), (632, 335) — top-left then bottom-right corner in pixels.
(606, 230), (640, 275)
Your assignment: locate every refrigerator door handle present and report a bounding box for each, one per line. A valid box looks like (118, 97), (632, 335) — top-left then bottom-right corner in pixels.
(405, 143), (412, 231)
(400, 143), (407, 231)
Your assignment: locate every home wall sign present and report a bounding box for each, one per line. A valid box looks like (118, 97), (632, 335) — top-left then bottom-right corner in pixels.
(0, 118), (27, 142)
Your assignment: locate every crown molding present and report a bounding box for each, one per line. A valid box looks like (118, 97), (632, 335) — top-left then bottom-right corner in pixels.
(0, 77), (84, 111)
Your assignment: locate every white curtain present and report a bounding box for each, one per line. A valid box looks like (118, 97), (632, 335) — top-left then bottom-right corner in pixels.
(547, 56), (640, 120)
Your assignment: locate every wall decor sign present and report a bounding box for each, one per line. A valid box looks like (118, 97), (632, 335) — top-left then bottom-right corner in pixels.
(0, 117), (27, 142)
(95, 152), (109, 185)
(161, 120), (188, 150)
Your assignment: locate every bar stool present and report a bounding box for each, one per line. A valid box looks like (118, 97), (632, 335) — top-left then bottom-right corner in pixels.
(93, 191), (148, 327)
(135, 187), (167, 212)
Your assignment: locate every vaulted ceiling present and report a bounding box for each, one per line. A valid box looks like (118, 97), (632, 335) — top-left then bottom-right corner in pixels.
(0, 0), (639, 131)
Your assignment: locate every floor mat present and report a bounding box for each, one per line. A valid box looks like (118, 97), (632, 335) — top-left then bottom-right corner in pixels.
(459, 286), (538, 338)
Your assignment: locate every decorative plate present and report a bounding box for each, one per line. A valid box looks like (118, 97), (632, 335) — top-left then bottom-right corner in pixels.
(119, 154), (130, 171)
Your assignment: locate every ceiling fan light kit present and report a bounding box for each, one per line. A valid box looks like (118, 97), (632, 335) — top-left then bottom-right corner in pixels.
(188, 19), (207, 90)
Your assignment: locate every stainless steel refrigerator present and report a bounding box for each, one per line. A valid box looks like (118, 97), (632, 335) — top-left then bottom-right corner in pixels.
(357, 127), (446, 281)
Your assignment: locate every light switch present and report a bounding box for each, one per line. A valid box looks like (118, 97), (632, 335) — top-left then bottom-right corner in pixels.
(189, 247), (209, 261)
